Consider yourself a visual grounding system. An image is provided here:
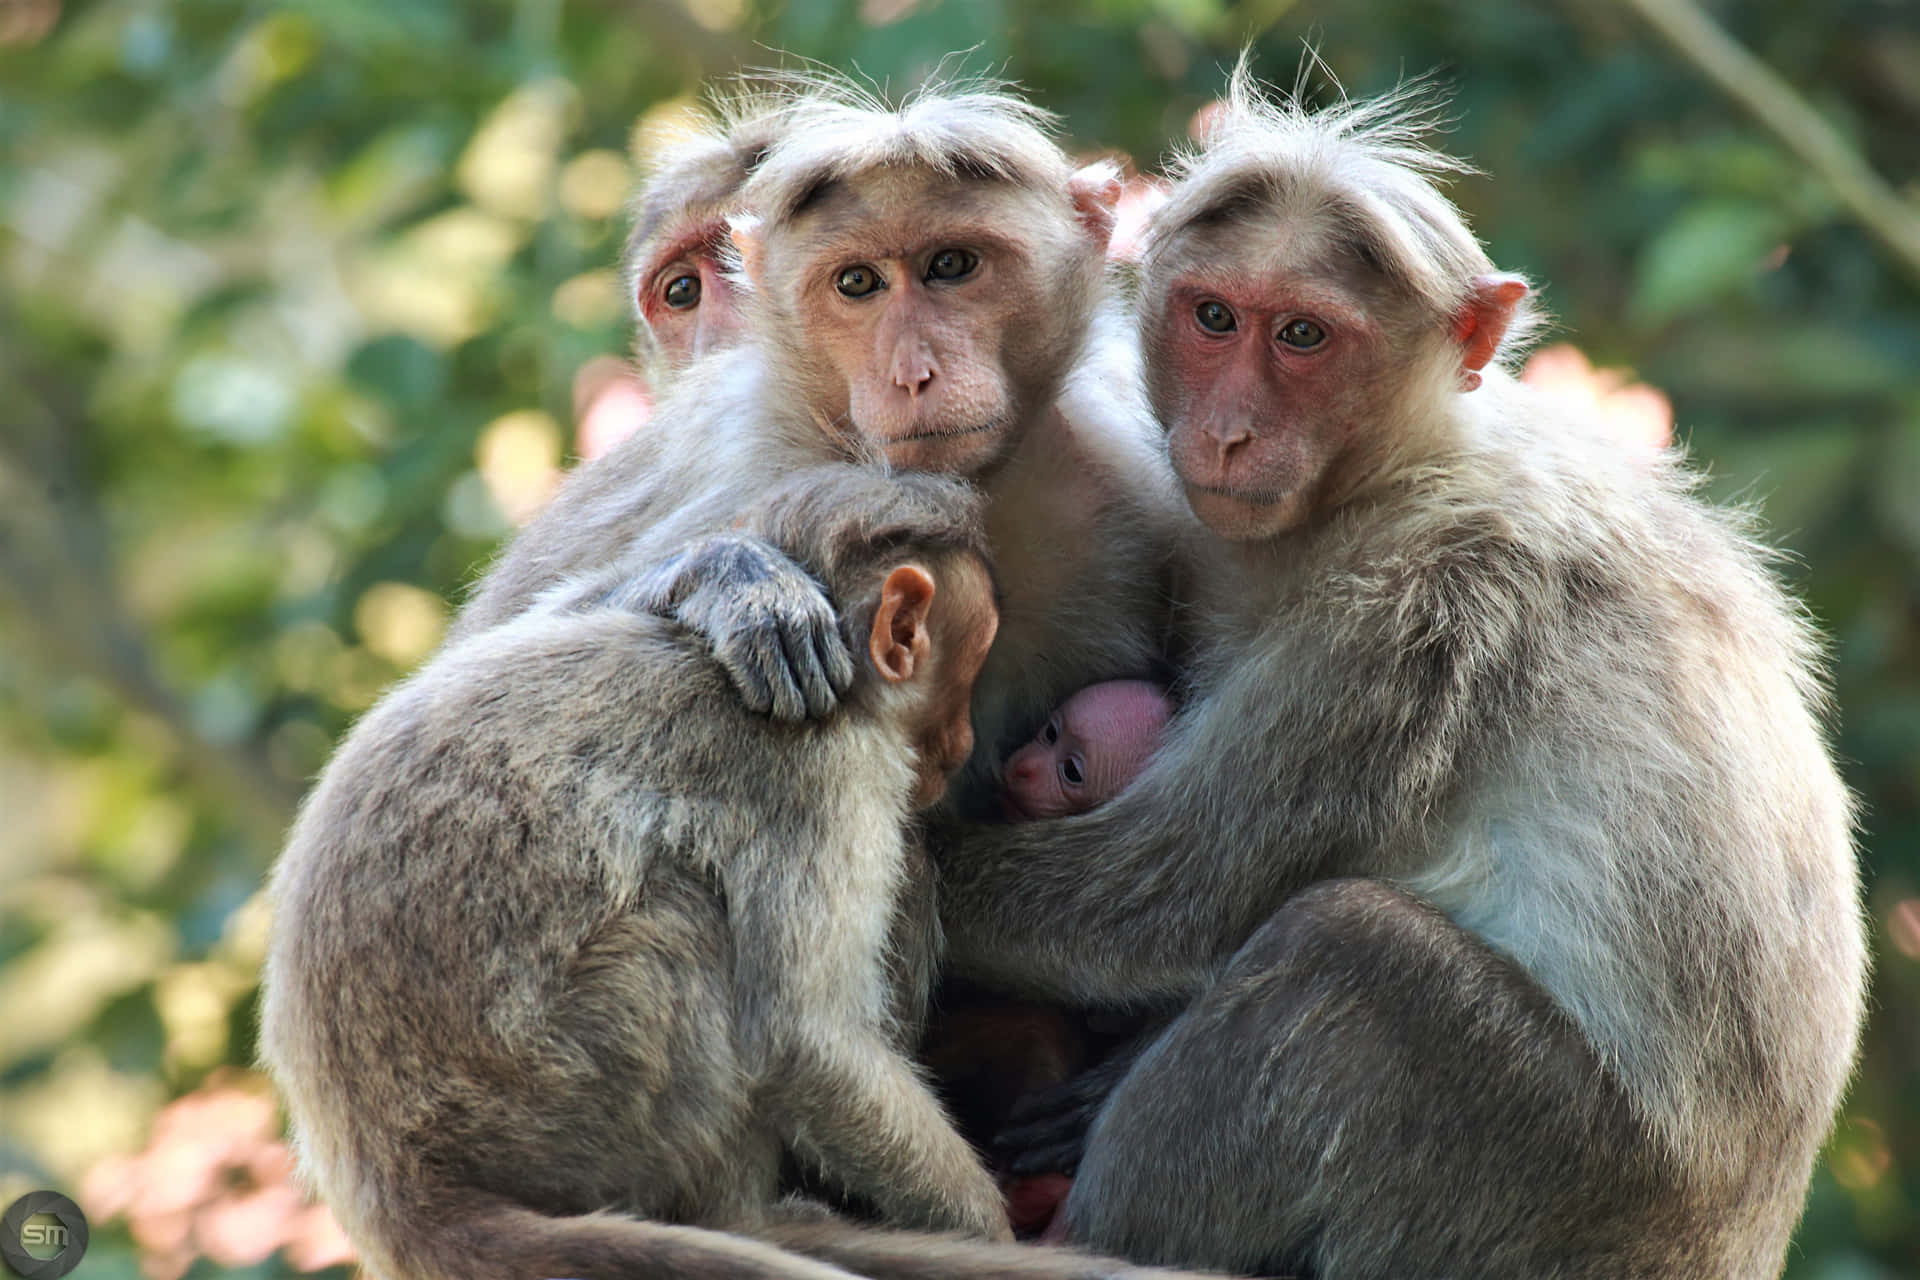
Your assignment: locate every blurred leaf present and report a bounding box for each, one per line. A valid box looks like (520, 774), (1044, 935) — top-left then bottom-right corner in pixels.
(1631, 199), (1792, 326)
(88, 987), (169, 1077)
(1656, 325), (1908, 401)
(1701, 421), (1865, 540)
(346, 334), (449, 409)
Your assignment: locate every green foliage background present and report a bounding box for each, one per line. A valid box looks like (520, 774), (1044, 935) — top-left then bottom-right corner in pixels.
(3, 1), (1918, 1276)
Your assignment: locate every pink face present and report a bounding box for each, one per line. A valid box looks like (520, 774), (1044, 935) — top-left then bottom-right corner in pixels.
(783, 176), (1040, 476)
(637, 222), (747, 372)
(1143, 215), (1529, 544)
(1002, 680), (1172, 820)
(1147, 264), (1392, 542)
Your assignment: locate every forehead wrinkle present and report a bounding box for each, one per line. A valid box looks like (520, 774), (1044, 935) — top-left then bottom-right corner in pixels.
(783, 173), (1044, 269)
(798, 221), (1038, 270)
(639, 220), (728, 283)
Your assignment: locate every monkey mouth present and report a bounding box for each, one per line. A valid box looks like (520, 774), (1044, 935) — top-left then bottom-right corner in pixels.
(896, 421), (1001, 443)
(1181, 478), (1287, 506)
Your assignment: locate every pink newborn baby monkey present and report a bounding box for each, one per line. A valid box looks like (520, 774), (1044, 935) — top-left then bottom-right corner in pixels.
(1002, 679), (1172, 820)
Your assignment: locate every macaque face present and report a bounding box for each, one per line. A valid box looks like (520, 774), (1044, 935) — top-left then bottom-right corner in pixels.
(775, 170), (1074, 475)
(636, 223), (747, 372)
(1002, 680), (1171, 820)
(1144, 222), (1409, 542)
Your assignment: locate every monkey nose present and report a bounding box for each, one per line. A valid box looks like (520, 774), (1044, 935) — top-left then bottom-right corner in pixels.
(892, 355), (936, 396)
(1208, 421), (1253, 463)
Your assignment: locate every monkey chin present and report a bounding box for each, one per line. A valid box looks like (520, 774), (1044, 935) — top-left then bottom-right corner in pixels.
(1180, 482), (1311, 543)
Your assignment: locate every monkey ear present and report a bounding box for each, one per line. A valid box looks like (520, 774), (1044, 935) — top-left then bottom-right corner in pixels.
(870, 564), (937, 685)
(1068, 162), (1124, 248)
(1449, 273), (1531, 392)
(728, 214), (766, 287)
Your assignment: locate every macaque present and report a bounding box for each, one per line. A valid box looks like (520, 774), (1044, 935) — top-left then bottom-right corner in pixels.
(625, 102), (785, 380)
(456, 75), (1187, 811)
(1002, 680), (1172, 820)
(263, 466), (1232, 1280)
(930, 66), (1865, 1279)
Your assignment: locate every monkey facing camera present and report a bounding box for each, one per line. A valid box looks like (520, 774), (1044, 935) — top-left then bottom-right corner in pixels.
(931, 60), (1865, 1280)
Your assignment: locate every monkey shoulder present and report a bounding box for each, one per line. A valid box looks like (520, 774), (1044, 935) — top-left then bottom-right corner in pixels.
(266, 604), (916, 1055)
(455, 350), (791, 640)
(1321, 418), (1801, 679)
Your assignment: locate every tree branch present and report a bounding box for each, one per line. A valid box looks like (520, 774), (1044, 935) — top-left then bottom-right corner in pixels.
(1615, 0), (1920, 287)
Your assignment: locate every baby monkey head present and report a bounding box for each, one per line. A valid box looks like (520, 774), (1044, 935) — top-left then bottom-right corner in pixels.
(749, 466), (1000, 808)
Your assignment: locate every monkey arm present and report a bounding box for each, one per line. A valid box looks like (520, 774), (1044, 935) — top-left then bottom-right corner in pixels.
(727, 837), (1009, 1241)
(936, 550), (1531, 1007)
(597, 533), (856, 722)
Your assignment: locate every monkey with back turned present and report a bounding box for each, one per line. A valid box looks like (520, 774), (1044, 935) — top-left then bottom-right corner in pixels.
(262, 464), (1239, 1280)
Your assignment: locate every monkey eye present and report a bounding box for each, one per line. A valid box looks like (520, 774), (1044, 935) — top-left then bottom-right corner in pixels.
(835, 265), (884, 298)
(663, 274), (700, 310)
(1060, 755), (1085, 788)
(1195, 300), (1236, 334)
(1277, 318), (1326, 350)
(926, 248), (978, 282)
(1040, 717), (1060, 746)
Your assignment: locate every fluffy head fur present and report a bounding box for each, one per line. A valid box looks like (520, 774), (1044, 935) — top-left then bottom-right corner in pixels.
(1144, 56), (1540, 364)
(741, 70), (1076, 230)
(722, 70), (1111, 480)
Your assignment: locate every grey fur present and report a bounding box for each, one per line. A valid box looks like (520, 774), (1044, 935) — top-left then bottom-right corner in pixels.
(934, 77), (1866, 1279)
(261, 468), (1007, 1276)
(263, 462), (1240, 1280)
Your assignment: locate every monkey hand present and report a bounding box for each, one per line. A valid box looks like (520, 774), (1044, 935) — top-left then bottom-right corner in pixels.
(619, 534), (857, 721)
(993, 1047), (1138, 1178)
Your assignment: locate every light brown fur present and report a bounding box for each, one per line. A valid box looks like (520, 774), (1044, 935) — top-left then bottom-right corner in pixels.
(624, 97), (787, 379)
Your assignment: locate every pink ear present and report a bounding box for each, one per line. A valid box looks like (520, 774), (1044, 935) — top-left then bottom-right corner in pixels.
(1450, 273), (1530, 392)
(1068, 163), (1124, 247)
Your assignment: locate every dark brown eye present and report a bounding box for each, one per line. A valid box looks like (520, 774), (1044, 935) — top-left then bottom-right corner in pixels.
(663, 274), (700, 310)
(1041, 718), (1059, 746)
(926, 248), (977, 282)
(1060, 756), (1085, 787)
(836, 265), (883, 298)
(1195, 300), (1236, 333)
(1278, 318), (1326, 349)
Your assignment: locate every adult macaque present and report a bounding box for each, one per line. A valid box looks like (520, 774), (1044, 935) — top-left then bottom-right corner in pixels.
(933, 69), (1865, 1279)
(625, 103), (784, 379)
(262, 466), (1228, 1280)
(457, 77), (1186, 807)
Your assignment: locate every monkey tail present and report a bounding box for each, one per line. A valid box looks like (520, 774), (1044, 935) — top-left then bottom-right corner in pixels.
(389, 1194), (1239, 1280)
(758, 1217), (1241, 1279)
(393, 1196), (861, 1280)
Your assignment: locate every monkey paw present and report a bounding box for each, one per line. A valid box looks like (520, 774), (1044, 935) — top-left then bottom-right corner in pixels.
(620, 534), (857, 721)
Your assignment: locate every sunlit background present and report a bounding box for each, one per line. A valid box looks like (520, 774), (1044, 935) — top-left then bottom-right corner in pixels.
(2, 1), (1917, 1276)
